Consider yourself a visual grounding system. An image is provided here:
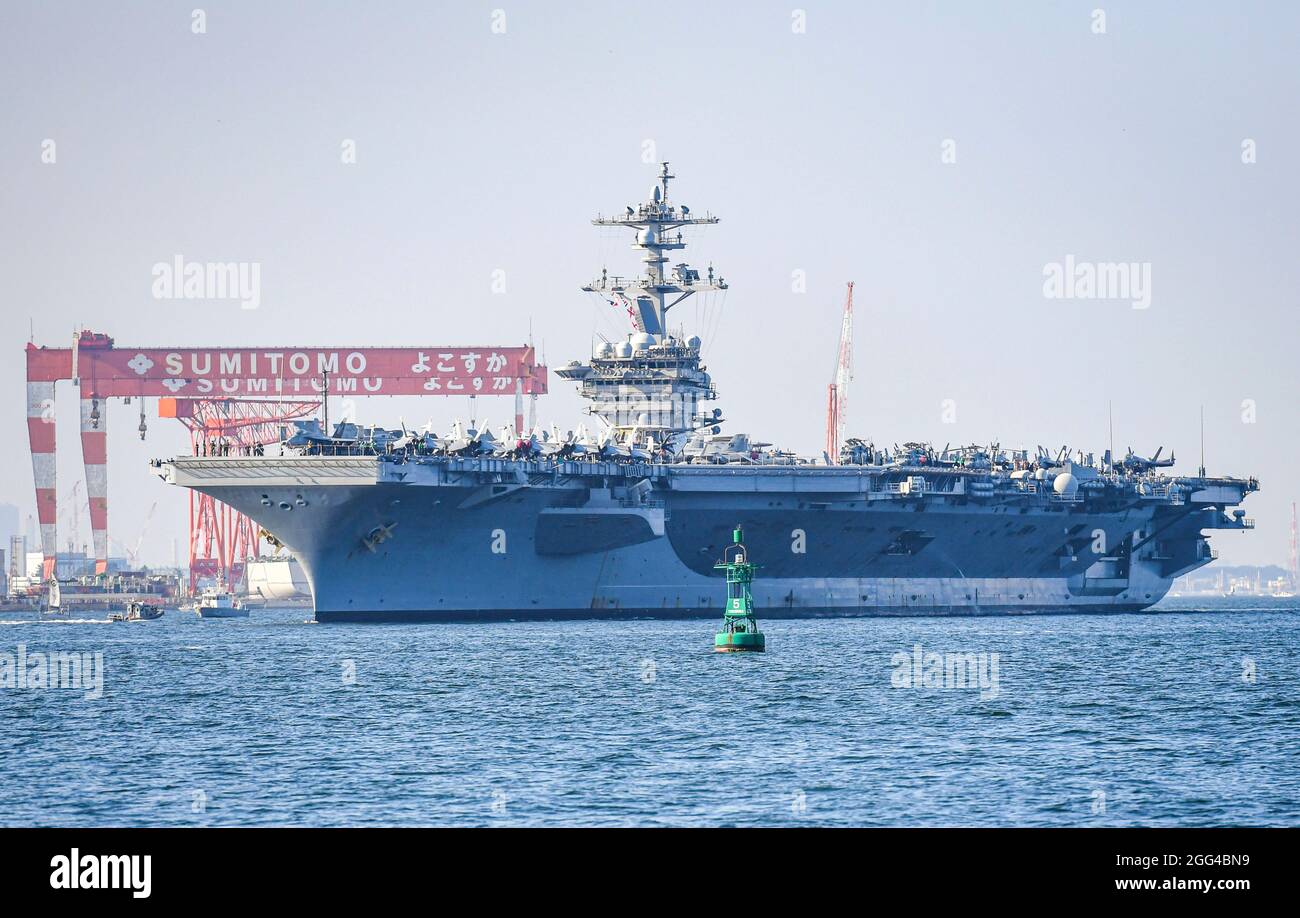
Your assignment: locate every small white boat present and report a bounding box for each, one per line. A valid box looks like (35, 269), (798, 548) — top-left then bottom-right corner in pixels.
(195, 590), (249, 619)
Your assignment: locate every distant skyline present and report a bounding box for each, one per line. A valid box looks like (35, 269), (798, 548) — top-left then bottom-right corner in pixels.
(2, 1), (1297, 567)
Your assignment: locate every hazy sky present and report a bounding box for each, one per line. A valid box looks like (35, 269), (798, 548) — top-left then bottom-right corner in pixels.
(2, 1), (1296, 567)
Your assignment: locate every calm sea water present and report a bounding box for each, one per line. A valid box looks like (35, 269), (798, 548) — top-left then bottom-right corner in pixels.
(1, 596), (1296, 827)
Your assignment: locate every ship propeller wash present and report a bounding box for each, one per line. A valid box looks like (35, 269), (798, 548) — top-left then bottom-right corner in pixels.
(157, 164), (1258, 621)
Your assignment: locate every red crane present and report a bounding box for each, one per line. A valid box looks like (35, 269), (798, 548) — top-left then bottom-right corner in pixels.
(25, 330), (547, 589)
(163, 398), (320, 588)
(825, 281), (855, 464)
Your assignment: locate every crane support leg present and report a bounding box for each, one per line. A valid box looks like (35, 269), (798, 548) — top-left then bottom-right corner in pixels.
(80, 396), (109, 574)
(27, 381), (58, 580)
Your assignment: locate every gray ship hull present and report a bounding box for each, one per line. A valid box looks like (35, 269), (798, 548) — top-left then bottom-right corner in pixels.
(160, 455), (1252, 622)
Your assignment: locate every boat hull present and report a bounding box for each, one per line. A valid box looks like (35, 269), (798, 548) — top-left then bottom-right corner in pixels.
(155, 456), (1250, 623)
(197, 608), (249, 619)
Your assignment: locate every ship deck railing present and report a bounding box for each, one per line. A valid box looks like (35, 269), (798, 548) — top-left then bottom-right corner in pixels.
(1138, 485), (1185, 504)
(198, 451), (1241, 508)
(619, 497), (666, 510)
(884, 481), (927, 495)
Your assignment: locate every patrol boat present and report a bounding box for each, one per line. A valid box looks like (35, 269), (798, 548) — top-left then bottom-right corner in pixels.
(194, 589), (249, 619)
(157, 164), (1258, 621)
(109, 601), (165, 622)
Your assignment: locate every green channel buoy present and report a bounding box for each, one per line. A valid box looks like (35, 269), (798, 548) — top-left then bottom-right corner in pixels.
(714, 525), (765, 653)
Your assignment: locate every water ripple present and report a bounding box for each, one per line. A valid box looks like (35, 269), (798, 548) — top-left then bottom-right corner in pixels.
(0, 598), (1296, 826)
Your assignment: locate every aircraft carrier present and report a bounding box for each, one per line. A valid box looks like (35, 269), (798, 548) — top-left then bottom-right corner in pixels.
(157, 165), (1258, 621)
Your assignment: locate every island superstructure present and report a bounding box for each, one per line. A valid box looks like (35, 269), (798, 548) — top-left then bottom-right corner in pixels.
(157, 165), (1258, 621)
(561, 163), (726, 444)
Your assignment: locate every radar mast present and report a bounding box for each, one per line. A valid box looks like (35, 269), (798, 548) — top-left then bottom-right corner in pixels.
(583, 162), (728, 336)
(558, 164), (726, 450)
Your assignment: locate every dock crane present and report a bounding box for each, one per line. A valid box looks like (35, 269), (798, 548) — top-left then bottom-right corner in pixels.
(825, 281), (854, 464)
